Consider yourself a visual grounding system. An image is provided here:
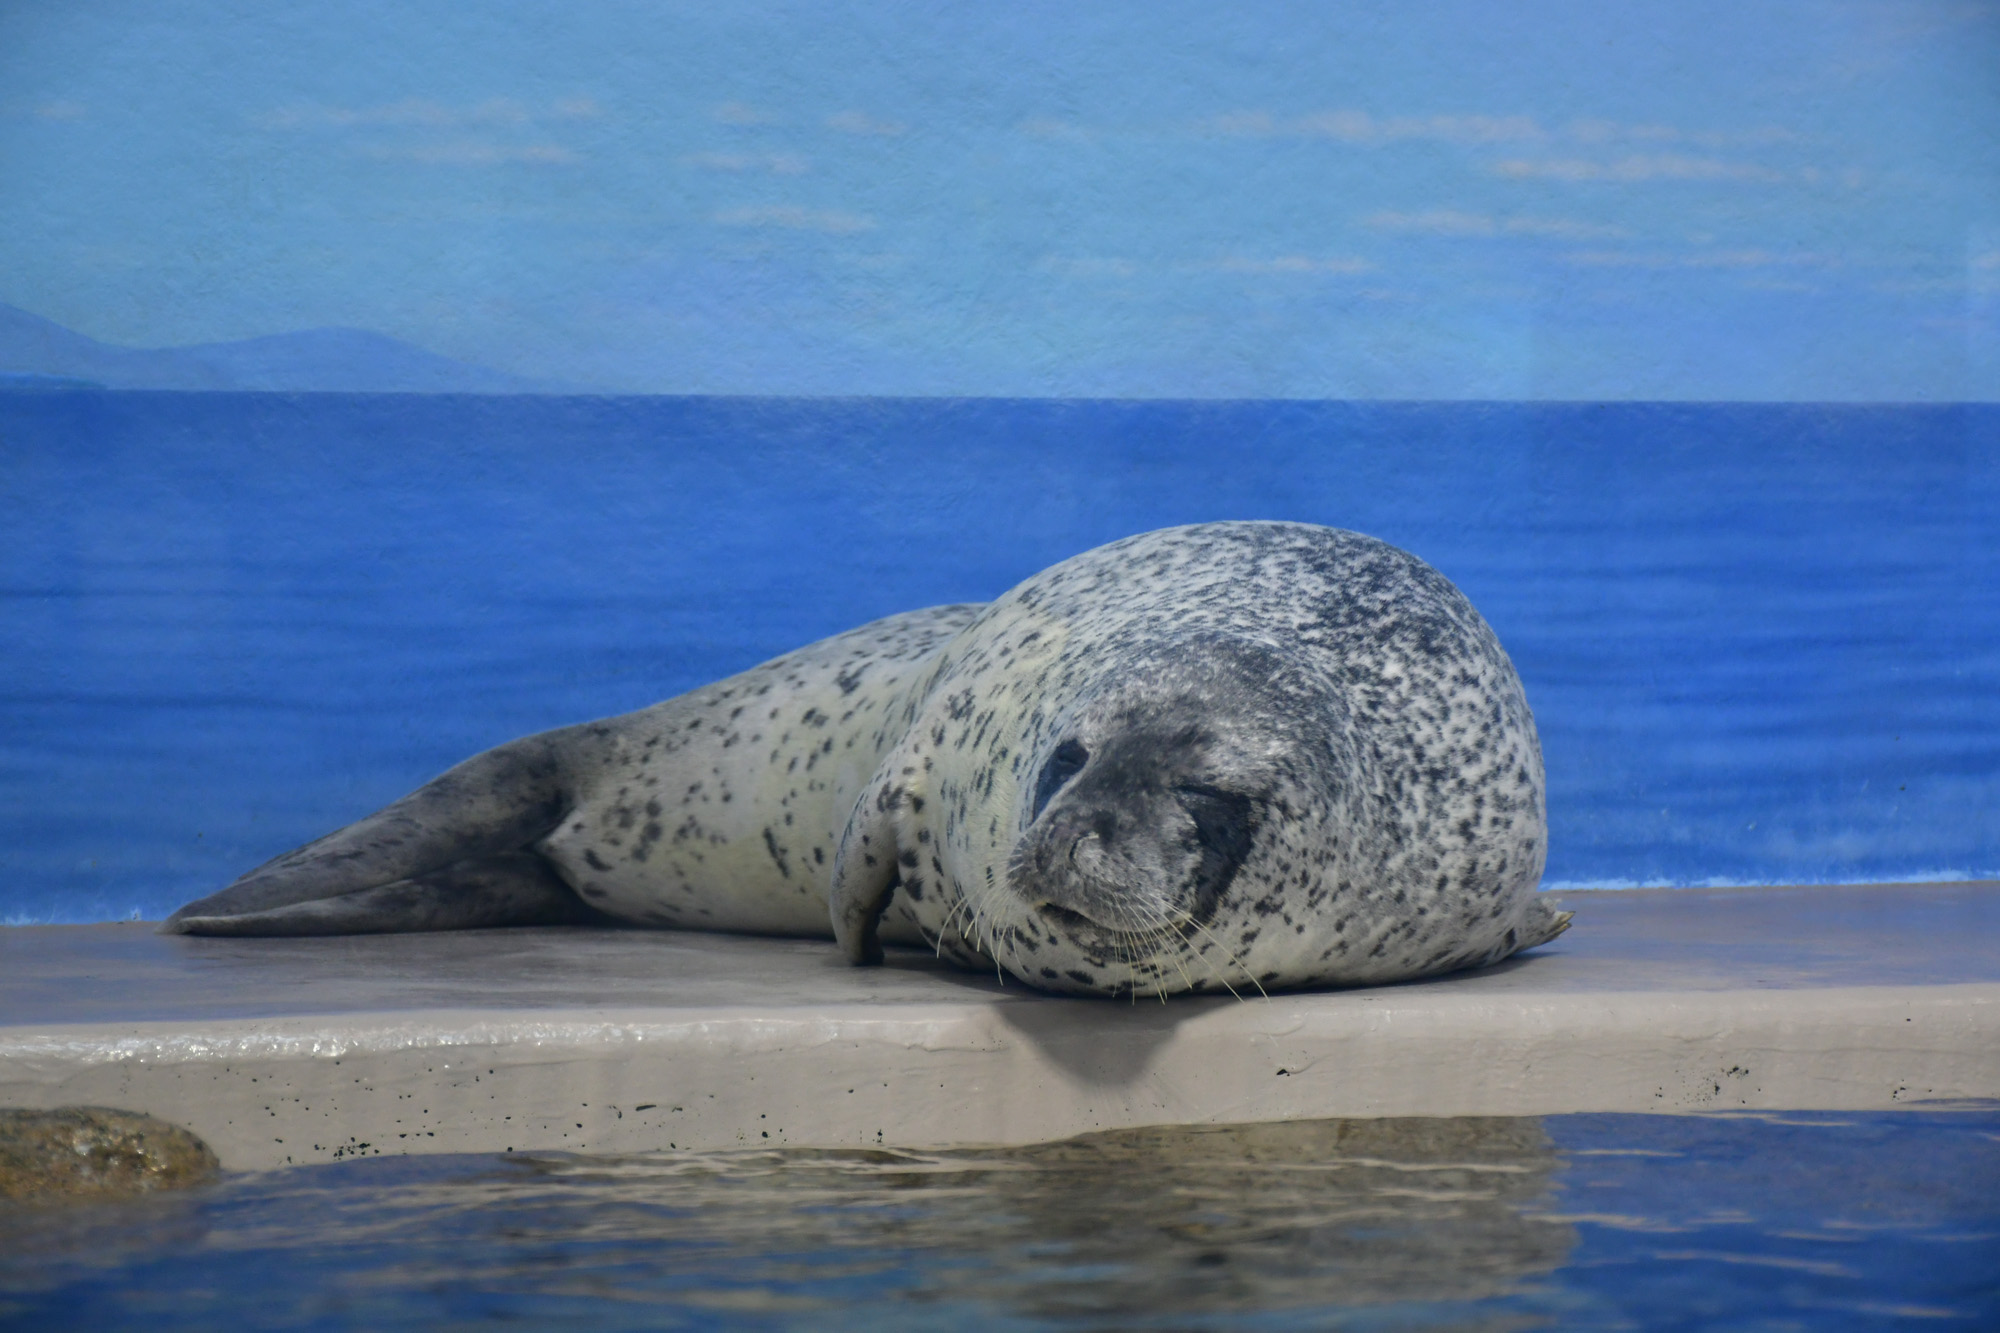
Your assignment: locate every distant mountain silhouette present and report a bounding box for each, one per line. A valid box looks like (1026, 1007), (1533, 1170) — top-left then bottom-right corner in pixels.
(0, 303), (578, 393)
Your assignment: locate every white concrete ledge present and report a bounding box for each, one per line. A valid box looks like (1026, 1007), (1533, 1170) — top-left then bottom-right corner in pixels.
(3, 882), (1996, 1171)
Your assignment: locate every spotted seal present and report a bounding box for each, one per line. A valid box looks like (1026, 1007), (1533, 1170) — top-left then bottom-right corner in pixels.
(165, 522), (1568, 995)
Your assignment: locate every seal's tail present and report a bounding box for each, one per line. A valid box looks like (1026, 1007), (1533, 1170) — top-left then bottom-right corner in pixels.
(164, 852), (596, 935)
(162, 726), (603, 935)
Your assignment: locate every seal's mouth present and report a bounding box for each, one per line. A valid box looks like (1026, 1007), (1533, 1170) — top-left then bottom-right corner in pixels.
(1034, 901), (1147, 941)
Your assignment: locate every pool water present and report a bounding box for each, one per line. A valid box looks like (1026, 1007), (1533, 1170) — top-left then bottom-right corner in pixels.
(1, 1110), (1993, 1330)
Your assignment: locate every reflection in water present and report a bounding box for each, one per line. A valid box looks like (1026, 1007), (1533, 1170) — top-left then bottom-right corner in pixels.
(504, 1117), (1572, 1320)
(1, 1111), (1995, 1330)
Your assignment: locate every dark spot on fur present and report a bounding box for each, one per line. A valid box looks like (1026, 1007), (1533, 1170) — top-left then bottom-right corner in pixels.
(762, 828), (790, 879)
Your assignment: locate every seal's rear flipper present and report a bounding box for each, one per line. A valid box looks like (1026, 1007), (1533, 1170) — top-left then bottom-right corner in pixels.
(163, 727), (601, 934)
(167, 852), (597, 936)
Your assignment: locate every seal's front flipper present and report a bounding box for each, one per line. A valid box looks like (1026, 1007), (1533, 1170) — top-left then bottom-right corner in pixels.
(163, 728), (598, 933)
(168, 852), (597, 936)
(829, 782), (903, 966)
(1519, 898), (1574, 950)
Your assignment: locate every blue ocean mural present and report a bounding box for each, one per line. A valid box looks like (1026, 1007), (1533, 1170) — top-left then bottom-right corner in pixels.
(4, 394), (1995, 923)
(1, 2), (1995, 923)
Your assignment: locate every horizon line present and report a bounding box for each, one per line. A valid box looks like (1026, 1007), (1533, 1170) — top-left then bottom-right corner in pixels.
(3, 383), (1996, 409)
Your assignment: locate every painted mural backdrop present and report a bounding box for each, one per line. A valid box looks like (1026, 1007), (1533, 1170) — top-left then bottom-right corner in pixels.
(2, 3), (1995, 921)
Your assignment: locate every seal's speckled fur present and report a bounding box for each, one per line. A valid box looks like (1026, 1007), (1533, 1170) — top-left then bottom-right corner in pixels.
(167, 522), (1567, 995)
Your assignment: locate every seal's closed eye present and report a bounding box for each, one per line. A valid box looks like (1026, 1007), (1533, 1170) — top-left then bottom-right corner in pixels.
(1031, 739), (1090, 820)
(1175, 783), (1257, 918)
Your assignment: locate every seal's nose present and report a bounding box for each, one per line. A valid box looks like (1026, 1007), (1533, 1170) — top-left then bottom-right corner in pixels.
(1062, 811), (1119, 868)
(1007, 798), (1145, 933)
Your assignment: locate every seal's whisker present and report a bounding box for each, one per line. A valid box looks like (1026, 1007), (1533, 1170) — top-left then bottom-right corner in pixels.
(1159, 914), (1233, 999)
(963, 887), (993, 958)
(1156, 922), (1198, 998)
(1142, 923), (1182, 1003)
(936, 895), (972, 957)
(1171, 917), (1245, 1002)
(1136, 920), (1168, 1000)
(955, 887), (1001, 976)
(1185, 916), (1269, 1001)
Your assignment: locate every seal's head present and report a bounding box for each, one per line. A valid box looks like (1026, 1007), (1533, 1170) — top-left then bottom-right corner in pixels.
(995, 639), (1353, 993)
(832, 521), (1562, 997)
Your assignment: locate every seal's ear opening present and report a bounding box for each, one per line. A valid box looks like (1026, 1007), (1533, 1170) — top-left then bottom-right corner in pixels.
(829, 778), (904, 966)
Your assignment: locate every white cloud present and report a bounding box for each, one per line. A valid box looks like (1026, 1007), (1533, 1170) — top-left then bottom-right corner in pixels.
(358, 141), (574, 165)
(1019, 110), (1813, 182)
(1218, 255), (1374, 275)
(254, 97), (596, 166)
(1974, 251), (2000, 271)
(1364, 209), (1630, 240)
(713, 101), (780, 126)
(1564, 247), (1834, 270)
(1922, 315), (1997, 335)
(260, 98), (542, 130)
(1873, 277), (1963, 294)
(713, 205), (875, 234)
(681, 151), (808, 175)
(1365, 208), (1495, 235)
(33, 100), (87, 121)
(1214, 110), (1546, 144)
(1019, 117), (1094, 140)
(1495, 154), (1793, 183)
(826, 110), (906, 137)
(835, 252), (907, 272)
(1505, 216), (1632, 239)
(1204, 112), (1806, 161)
(1566, 118), (1797, 149)
(1041, 256), (1140, 278)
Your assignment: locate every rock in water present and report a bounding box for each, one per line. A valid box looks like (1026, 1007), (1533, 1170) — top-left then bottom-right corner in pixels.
(0, 1107), (219, 1202)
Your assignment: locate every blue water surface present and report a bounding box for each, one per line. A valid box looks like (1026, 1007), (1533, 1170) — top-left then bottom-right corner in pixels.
(2, 394), (1996, 922)
(1, 1111), (1995, 1330)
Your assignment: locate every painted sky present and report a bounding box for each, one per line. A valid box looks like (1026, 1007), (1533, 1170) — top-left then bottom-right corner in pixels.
(2, 0), (1996, 398)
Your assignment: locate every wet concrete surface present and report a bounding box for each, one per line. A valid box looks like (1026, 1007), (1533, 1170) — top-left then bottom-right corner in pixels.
(2, 883), (1996, 1168)
(5, 882), (1997, 1024)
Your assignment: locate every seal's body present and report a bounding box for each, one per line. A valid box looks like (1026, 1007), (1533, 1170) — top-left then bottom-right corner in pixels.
(167, 523), (1568, 995)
